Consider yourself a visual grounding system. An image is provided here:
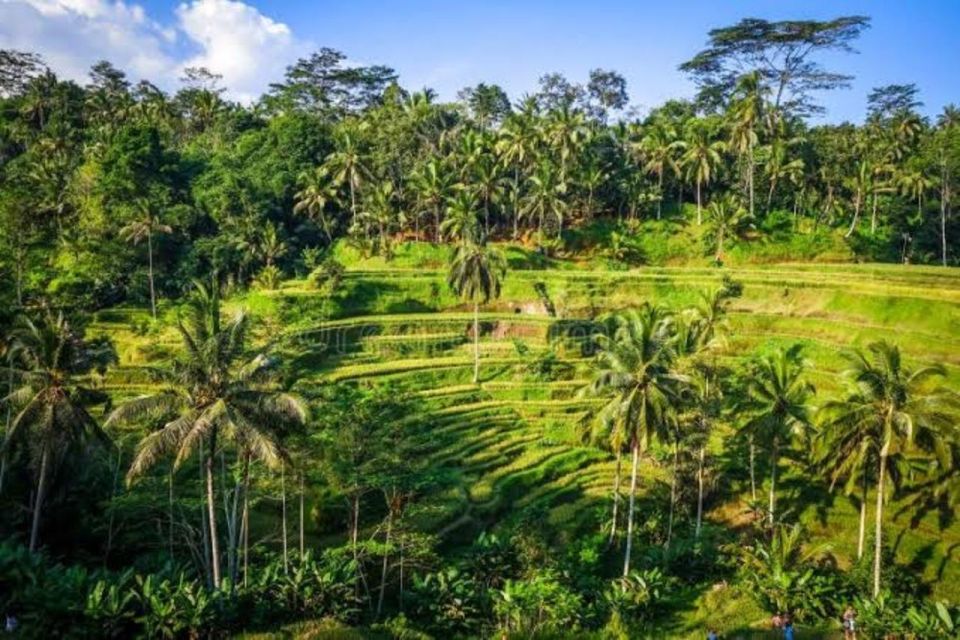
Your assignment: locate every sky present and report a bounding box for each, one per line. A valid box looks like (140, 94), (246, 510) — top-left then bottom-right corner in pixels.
(1, 0), (958, 122)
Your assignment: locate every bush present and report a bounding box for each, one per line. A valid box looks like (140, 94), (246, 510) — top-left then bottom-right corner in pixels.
(494, 571), (583, 635)
(408, 568), (484, 636)
(254, 264), (283, 290)
(603, 568), (672, 624)
(310, 258), (346, 293)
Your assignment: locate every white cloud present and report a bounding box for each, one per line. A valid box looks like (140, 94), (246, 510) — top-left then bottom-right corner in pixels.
(175, 0), (306, 103)
(0, 0), (307, 102)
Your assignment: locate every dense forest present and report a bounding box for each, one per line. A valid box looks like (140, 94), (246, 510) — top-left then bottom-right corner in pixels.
(1, 13), (960, 639)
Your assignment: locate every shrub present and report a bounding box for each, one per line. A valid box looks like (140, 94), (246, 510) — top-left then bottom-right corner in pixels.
(254, 264), (283, 290)
(494, 571), (582, 635)
(310, 258), (346, 293)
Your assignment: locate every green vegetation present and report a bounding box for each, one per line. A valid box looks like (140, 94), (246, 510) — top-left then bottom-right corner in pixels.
(1, 12), (959, 640)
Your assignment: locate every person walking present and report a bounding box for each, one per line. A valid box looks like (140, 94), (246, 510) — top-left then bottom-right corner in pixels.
(782, 614), (795, 640)
(842, 605), (858, 639)
(707, 628), (719, 640)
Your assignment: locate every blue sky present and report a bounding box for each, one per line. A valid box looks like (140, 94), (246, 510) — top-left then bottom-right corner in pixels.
(2, 0), (958, 122)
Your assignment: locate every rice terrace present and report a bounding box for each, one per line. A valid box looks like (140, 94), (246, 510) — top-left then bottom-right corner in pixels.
(1, 2), (959, 638)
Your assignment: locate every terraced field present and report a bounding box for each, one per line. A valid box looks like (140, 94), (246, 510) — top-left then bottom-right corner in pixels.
(87, 253), (960, 601)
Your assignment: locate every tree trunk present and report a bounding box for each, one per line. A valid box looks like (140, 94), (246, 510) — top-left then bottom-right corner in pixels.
(696, 179), (702, 225)
(377, 501), (394, 618)
(104, 447), (122, 564)
(206, 433), (221, 588)
(242, 459), (250, 588)
(858, 472), (867, 560)
(14, 245), (24, 307)
(435, 204), (441, 244)
(748, 144), (755, 219)
(696, 445), (705, 538)
(513, 166), (520, 239)
(657, 171), (663, 220)
(749, 436), (757, 502)
(873, 450), (887, 597)
(168, 468), (175, 559)
(147, 228), (157, 319)
(29, 446), (49, 552)
(769, 436), (779, 526)
(349, 181), (357, 234)
(199, 439), (211, 588)
(623, 441), (640, 577)
(281, 462), (288, 575)
(941, 175), (948, 266)
(609, 447), (622, 544)
(0, 361), (13, 496)
(473, 302), (480, 384)
(871, 194), (878, 235)
(299, 473), (305, 561)
(665, 439), (679, 551)
(845, 190), (861, 238)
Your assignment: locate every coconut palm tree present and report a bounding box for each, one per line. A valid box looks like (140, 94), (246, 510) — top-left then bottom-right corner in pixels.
(728, 71), (767, 218)
(544, 105), (587, 181)
(935, 105), (959, 266)
(681, 123), (726, 225)
(2, 312), (115, 552)
(294, 167), (340, 242)
(739, 345), (813, 527)
(705, 195), (751, 259)
(817, 395), (878, 562)
(522, 161), (567, 239)
(896, 169), (935, 224)
(468, 155), (505, 237)
(409, 157), (455, 242)
(640, 124), (681, 220)
(683, 366), (722, 539)
(586, 305), (681, 576)
(323, 127), (368, 233)
(819, 341), (957, 597)
(119, 201), (172, 320)
(111, 284), (306, 588)
(496, 108), (538, 238)
(441, 189), (480, 245)
(447, 241), (507, 384)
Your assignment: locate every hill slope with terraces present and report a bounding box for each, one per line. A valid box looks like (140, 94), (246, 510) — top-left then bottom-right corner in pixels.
(89, 242), (960, 633)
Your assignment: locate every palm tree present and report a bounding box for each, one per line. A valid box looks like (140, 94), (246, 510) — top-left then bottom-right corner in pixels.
(359, 180), (398, 254)
(255, 223), (288, 269)
(496, 109), (538, 238)
(447, 241), (507, 384)
(522, 161), (567, 239)
(119, 201), (172, 319)
(817, 395), (878, 562)
(410, 157), (455, 242)
(681, 124), (726, 225)
(294, 167), (340, 242)
(2, 312), (115, 552)
(683, 366), (722, 539)
(323, 128), (368, 233)
(896, 169), (934, 224)
(728, 71), (767, 218)
(111, 284), (306, 588)
(586, 306), (680, 576)
(578, 157), (607, 223)
(935, 105), (959, 266)
(819, 342), (957, 597)
(441, 189), (480, 244)
(640, 124), (680, 220)
(470, 155), (506, 236)
(705, 195), (751, 259)
(739, 345), (813, 526)
(544, 106), (587, 181)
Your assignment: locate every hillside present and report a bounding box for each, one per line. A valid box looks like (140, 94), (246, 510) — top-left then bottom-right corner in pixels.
(84, 242), (960, 638)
